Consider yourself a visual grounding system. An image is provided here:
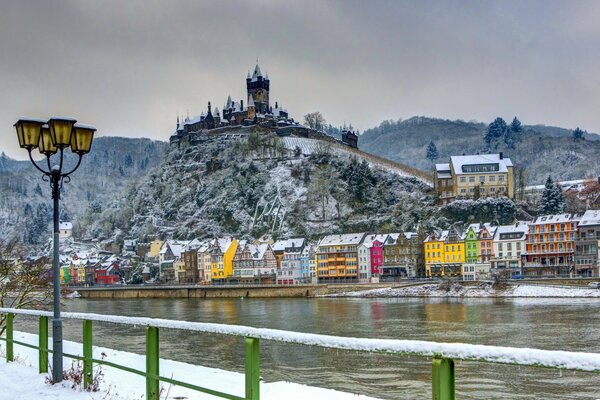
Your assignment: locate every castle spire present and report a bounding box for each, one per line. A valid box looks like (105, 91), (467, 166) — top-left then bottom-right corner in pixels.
(207, 101), (212, 115)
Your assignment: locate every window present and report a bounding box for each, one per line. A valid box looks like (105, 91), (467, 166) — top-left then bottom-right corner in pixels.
(469, 176), (475, 183)
(479, 176), (485, 183)
(498, 243), (503, 251)
(498, 175), (505, 182)
(460, 176), (466, 183)
(491, 187), (496, 192)
(461, 188), (466, 193)
(489, 176), (496, 182)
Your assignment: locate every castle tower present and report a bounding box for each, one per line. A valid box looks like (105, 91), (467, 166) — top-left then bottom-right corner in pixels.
(247, 96), (256, 120)
(246, 63), (270, 114)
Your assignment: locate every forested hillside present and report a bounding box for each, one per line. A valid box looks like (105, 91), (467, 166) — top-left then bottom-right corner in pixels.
(0, 137), (167, 247)
(77, 129), (440, 243)
(360, 117), (600, 184)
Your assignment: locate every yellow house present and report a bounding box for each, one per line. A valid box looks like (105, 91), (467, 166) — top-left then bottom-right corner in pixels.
(442, 227), (465, 277)
(148, 240), (165, 258)
(174, 257), (186, 283)
(77, 266), (86, 283)
(211, 238), (239, 281)
(316, 233), (365, 282)
(424, 231), (446, 277)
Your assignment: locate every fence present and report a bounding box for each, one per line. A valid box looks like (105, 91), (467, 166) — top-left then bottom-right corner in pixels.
(2, 307), (600, 400)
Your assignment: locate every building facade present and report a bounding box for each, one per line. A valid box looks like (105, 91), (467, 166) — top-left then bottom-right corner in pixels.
(522, 214), (579, 277)
(434, 153), (514, 204)
(574, 210), (600, 277)
(316, 233), (365, 282)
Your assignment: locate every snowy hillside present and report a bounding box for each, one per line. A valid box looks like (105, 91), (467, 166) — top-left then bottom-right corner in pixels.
(79, 129), (440, 242)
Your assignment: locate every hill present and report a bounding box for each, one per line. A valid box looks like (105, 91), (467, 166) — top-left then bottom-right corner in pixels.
(0, 137), (168, 247)
(77, 127), (439, 243)
(359, 117), (600, 184)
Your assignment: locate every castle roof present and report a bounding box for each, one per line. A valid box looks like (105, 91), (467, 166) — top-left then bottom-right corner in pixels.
(248, 96), (255, 107)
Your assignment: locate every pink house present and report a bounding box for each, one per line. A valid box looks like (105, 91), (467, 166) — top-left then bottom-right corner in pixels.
(370, 239), (384, 275)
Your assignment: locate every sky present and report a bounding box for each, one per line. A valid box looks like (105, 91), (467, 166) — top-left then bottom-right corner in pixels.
(1, 0), (599, 159)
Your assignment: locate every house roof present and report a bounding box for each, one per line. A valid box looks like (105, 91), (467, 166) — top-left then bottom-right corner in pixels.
(579, 209), (600, 227)
(493, 221), (530, 240)
(59, 222), (72, 230)
(361, 234), (389, 248)
(450, 154), (512, 174)
(530, 213), (574, 225)
(318, 233), (366, 246)
(272, 238), (306, 251)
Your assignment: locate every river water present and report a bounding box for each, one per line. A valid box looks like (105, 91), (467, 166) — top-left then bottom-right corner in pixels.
(13, 297), (600, 399)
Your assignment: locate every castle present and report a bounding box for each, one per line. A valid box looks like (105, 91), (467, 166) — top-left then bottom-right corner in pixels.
(172, 64), (294, 138)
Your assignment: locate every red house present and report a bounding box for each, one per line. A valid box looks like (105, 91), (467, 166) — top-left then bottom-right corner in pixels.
(95, 262), (122, 285)
(370, 239), (384, 275)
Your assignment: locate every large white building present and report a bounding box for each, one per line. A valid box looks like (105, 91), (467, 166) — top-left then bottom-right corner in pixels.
(491, 222), (529, 275)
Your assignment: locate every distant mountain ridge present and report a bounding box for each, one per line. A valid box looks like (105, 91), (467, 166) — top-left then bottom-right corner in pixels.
(359, 116), (600, 184)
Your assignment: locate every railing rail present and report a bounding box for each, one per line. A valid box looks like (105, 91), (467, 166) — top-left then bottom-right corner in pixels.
(1, 307), (600, 400)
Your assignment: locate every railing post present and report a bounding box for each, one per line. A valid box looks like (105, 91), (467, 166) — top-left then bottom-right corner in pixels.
(146, 326), (159, 400)
(83, 320), (93, 389)
(432, 356), (455, 400)
(6, 313), (14, 362)
(39, 316), (48, 373)
(245, 337), (260, 400)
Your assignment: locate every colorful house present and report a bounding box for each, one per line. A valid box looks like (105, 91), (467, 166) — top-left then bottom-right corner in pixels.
(316, 233), (366, 282)
(210, 237), (239, 281)
(464, 225), (480, 264)
(424, 231), (447, 277)
(478, 224), (496, 263)
(443, 226), (464, 276)
(95, 262), (122, 285)
(522, 214), (579, 277)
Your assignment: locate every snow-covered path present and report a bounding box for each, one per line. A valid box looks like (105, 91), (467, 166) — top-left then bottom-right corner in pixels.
(0, 331), (381, 400)
(328, 284), (600, 298)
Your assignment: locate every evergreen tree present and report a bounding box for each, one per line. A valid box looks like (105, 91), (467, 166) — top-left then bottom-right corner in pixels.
(541, 176), (565, 214)
(485, 117), (507, 146)
(505, 117), (523, 148)
(573, 127), (584, 141)
(426, 141), (439, 162)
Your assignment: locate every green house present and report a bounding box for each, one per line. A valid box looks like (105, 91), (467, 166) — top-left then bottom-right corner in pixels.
(464, 225), (480, 263)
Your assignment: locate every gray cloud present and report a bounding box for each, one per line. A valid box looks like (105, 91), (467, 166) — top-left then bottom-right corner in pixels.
(1, 0), (599, 159)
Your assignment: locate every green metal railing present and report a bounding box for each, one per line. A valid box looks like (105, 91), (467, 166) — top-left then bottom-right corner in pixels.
(2, 308), (600, 400)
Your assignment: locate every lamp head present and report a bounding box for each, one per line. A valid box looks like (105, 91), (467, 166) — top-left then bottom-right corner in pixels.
(48, 117), (77, 147)
(14, 117), (46, 150)
(71, 123), (96, 155)
(38, 124), (58, 156)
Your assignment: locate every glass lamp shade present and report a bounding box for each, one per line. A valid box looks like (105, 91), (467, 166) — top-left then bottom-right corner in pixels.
(38, 125), (58, 155)
(13, 118), (46, 149)
(71, 124), (96, 154)
(48, 117), (77, 147)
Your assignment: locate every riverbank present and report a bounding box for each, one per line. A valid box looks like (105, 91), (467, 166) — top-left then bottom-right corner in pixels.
(1, 331), (380, 400)
(72, 283), (404, 299)
(328, 284), (600, 298)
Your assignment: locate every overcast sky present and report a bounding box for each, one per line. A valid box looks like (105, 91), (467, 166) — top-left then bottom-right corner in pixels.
(1, 0), (599, 159)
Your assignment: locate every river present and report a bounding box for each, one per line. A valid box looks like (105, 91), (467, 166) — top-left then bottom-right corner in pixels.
(13, 297), (600, 399)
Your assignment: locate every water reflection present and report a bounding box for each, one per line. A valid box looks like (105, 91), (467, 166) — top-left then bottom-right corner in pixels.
(11, 297), (600, 399)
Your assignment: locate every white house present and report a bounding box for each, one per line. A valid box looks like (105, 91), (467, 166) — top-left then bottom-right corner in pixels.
(491, 221), (529, 276)
(59, 222), (72, 239)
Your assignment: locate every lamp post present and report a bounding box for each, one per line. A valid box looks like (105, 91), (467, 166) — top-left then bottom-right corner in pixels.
(14, 117), (96, 382)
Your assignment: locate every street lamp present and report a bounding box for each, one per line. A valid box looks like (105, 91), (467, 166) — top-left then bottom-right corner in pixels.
(13, 116), (96, 383)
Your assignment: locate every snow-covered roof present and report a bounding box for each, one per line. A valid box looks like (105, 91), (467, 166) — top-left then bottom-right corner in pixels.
(272, 238), (306, 252)
(531, 214), (574, 225)
(450, 154), (512, 174)
(253, 243), (270, 260)
(248, 96), (255, 107)
(318, 233), (366, 246)
(251, 64), (262, 81)
(494, 222), (530, 240)
(579, 210), (600, 227)
(59, 222), (72, 230)
(435, 163), (450, 172)
(361, 234), (389, 248)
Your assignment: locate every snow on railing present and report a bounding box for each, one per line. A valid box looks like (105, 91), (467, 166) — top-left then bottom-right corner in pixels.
(2, 307), (599, 372)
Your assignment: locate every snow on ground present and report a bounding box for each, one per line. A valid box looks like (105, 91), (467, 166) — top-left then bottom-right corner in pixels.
(329, 284), (600, 298)
(0, 331), (381, 400)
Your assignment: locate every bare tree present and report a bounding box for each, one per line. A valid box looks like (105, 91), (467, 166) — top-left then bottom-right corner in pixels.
(0, 240), (52, 335)
(303, 111), (326, 132)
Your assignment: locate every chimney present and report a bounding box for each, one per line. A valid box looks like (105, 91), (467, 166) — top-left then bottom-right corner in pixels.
(499, 152), (503, 159)
(241, 100), (244, 110)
